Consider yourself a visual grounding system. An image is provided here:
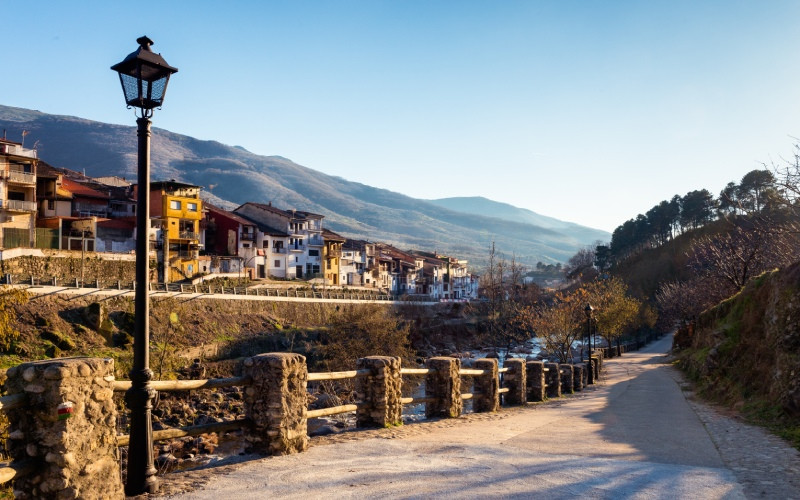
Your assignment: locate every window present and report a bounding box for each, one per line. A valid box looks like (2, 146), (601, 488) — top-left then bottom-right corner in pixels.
(274, 260), (281, 267)
(47, 200), (54, 210)
(308, 249), (319, 257)
(169, 200), (181, 210)
(187, 202), (198, 212)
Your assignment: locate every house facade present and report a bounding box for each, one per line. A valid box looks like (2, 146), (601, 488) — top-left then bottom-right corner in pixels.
(234, 202), (324, 280)
(322, 228), (345, 286)
(0, 139), (37, 249)
(145, 180), (203, 282)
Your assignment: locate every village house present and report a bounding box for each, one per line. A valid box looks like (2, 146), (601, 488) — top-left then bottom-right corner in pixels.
(0, 137), (482, 294)
(322, 228), (345, 286)
(234, 202), (324, 280)
(438, 255), (479, 300)
(339, 239), (370, 287)
(204, 204), (291, 279)
(35, 164), (136, 253)
(142, 180), (203, 282)
(412, 252), (446, 300)
(0, 138), (37, 249)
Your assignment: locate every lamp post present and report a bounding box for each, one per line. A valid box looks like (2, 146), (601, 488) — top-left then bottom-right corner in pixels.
(584, 304), (594, 361)
(112, 36), (177, 496)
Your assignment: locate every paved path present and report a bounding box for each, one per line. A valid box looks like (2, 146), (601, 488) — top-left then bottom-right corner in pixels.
(159, 336), (800, 499)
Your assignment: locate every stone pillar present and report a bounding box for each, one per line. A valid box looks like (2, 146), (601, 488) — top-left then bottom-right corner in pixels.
(587, 358), (596, 385)
(560, 364), (574, 394)
(545, 362), (561, 398)
(573, 364), (584, 391)
(502, 358), (526, 405)
(243, 353), (308, 455)
(425, 357), (462, 418)
(5, 357), (123, 500)
(356, 356), (402, 427)
(526, 361), (546, 402)
(473, 358), (499, 413)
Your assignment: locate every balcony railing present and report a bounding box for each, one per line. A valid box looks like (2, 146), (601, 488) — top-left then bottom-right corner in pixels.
(308, 237), (324, 246)
(7, 171), (36, 185)
(178, 231), (200, 240)
(3, 200), (36, 212)
(1, 144), (36, 158)
(241, 233), (255, 241)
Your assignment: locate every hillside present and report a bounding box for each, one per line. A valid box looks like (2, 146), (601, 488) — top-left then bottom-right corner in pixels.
(427, 196), (609, 244)
(676, 262), (800, 446)
(0, 105), (609, 266)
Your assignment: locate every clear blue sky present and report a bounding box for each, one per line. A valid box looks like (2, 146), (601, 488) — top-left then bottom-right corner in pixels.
(3, 1), (800, 233)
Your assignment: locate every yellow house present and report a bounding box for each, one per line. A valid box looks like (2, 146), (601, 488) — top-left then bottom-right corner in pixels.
(322, 228), (345, 286)
(148, 180), (203, 282)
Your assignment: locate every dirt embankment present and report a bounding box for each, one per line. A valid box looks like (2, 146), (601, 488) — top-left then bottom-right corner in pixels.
(676, 261), (800, 446)
(2, 292), (486, 375)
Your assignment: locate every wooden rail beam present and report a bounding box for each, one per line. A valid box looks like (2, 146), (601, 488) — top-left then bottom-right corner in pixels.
(0, 393), (25, 412)
(112, 376), (251, 392)
(117, 418), (250, 447)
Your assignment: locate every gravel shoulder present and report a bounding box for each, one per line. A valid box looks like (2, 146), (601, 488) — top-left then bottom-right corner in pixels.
(156, 336), (800, 499)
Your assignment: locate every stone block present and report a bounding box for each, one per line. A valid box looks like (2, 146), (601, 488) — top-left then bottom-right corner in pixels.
(243, 353), (308, 455)
(6, 357), (123, 500)
(526, 361), (546, 402)
(560, 364), (574, 394)
(502, 358), (526, 405)
(545, 362), (561, 398)
(425, 357), (462, 418)
(356, 356), (402, 428)
(473, 359), (499, 412)
(573, 364), (584, 391)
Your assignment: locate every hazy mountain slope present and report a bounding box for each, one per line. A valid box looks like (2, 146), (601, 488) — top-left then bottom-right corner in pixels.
(0, 104), (609, 266)
(428, 197), (609, 244)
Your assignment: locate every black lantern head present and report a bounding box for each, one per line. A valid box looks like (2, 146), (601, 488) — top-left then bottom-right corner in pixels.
(584, 303), (594, 318)
(111, 36), (178, 111)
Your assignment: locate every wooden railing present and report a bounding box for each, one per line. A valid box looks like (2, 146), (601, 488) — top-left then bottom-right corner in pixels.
(0, 334), (663, 487)
(108, 363), (554, 445)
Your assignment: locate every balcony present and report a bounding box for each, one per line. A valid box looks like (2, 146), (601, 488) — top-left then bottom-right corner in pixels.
(1, 144), (36, 158)
(7, 171), (36, 185)
(308, 236), (324, 246)
(3, 200), (36, 212)
(178, 231), (200, 241)
(326, 247), (342, 258)
(241, 232), (255, 241)
(271, 247), (287, 254)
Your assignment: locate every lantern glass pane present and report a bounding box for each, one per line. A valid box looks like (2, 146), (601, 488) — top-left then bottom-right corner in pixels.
(149, 77), (167, 102)
(119, 73), (141, 103)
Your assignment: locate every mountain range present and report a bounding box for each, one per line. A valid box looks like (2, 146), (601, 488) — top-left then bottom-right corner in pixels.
(0, 104), (609, 267)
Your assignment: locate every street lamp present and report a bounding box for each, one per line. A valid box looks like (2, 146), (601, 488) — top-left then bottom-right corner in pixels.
(584, 304), (594, 361)
(112, 36), (178, 497)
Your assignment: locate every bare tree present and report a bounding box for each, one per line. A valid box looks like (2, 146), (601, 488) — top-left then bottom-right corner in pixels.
(689, 219), (798, 292)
